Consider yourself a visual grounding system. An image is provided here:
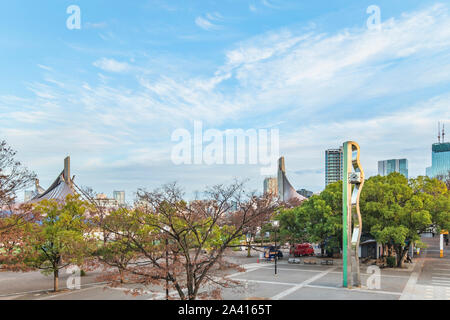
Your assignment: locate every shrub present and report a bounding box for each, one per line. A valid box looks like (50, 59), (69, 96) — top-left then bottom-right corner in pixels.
(386, 256), (396, 268)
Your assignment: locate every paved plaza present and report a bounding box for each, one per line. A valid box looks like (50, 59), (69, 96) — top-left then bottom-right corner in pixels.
(0, 237), (448, 300)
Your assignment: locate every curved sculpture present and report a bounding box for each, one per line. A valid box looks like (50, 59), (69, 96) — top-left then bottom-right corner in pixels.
(342, 141), (365, 288)
(277, 157), (307, 203)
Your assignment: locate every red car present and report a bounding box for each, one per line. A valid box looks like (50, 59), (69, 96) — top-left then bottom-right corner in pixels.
(291, 243), (315, 257)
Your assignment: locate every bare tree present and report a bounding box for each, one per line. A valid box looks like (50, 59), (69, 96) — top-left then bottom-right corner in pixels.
(0, 141), (36, 243)
(0, 140), (36, 209)
(99, 181), (278, 300)
(229, 193), (279, 257)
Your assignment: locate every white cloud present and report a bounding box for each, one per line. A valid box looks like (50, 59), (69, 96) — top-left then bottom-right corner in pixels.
(261, 0), (279, 9)
(37, 64), (53, 71)
(3, 3), (450, 195)
(93, 58), (131, 73)
(280, 94), (450, 190)
(85, 22), (108, 29)
(195, 16), (221, 31)
(206, 12), (223, 21)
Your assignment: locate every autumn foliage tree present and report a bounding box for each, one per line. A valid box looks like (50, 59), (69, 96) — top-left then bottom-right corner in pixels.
(0, 141), (37, 270)
(0, 140), (36, 209)
(99, 181), (277, 300)
(0, 204), (37, 270)
(234, 194), (278, 257)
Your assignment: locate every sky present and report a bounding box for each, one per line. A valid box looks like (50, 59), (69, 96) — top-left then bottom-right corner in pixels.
(1, 0), (450, 203)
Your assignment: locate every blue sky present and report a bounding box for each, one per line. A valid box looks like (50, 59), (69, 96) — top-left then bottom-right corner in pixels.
(1, 0), (450, 203)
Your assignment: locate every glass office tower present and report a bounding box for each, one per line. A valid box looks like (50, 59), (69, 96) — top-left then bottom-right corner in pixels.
(113, 191), (126, 206)
(426, 142), (450, 178)
(378, 159), (408, 178)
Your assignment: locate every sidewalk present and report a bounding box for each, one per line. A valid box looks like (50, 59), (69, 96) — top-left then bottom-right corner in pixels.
(400, 236), (450, 300)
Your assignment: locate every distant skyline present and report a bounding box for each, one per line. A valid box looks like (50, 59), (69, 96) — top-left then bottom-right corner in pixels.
(1, 1), (450, 200)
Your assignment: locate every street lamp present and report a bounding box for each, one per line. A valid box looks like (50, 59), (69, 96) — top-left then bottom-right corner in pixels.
(162, 225), (170, 300)
(271, 220), (280, 275)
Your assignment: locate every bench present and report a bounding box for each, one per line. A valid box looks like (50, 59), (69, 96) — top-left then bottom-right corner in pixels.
(321, 259), (334, 265)
(288, 258), (301, 264)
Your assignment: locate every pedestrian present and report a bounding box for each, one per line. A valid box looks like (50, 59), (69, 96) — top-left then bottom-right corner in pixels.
(406, 254), (412, 263)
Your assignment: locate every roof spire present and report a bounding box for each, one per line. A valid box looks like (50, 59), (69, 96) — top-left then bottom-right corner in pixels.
(443, 123), (445, 143)
(438, 121), (441, 143)
(64, 156), (71, 184)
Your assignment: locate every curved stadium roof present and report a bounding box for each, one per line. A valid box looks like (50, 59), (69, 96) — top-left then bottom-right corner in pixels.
(29, 157), (77, 203)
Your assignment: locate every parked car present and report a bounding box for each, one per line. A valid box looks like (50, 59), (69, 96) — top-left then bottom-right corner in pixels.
(290, 243), (315, 257)
(264, 245), (283, 260)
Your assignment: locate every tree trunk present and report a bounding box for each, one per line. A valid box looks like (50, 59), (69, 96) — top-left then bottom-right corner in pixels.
(321, 242), (325, 257)
(387, 244), (393, 257)
(396, 245), (408, 268)
(260, 224), (264, 249)
(53, 269), (59, 292)
(247, 239), (251, 257)
(119, 268), (124, 283)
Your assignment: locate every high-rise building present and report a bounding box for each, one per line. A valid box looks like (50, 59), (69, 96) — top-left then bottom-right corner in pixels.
(263, 177), (278, 196)
(426, 123), (450, 178)
(113, 191), (126, 206)
(95, 193), (118, 209)
(426, 143), (450, 178)
(378, 159), (408, 178)
(24, 190), (35, 202)
(296, 189), (313, 198)
(230, 200), (238, 212)
(325, 147), (343, 186)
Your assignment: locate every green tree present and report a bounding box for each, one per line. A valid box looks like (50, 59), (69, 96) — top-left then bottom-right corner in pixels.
(23, 195), (93, 292)
(93, 208), (140, 284)
(277, 207), (308, 246)
(295, 181), (343, 256)
(362, 173), (440, 267)
(410, 175), (450, 233)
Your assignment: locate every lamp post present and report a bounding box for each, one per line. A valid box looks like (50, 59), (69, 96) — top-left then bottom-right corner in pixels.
(162, 225), (170, 300)
(271, 220), (280, 275)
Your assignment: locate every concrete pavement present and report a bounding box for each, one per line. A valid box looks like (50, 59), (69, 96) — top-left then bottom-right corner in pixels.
(401, 235), (450, 300)
(1, 242), (449, 300)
